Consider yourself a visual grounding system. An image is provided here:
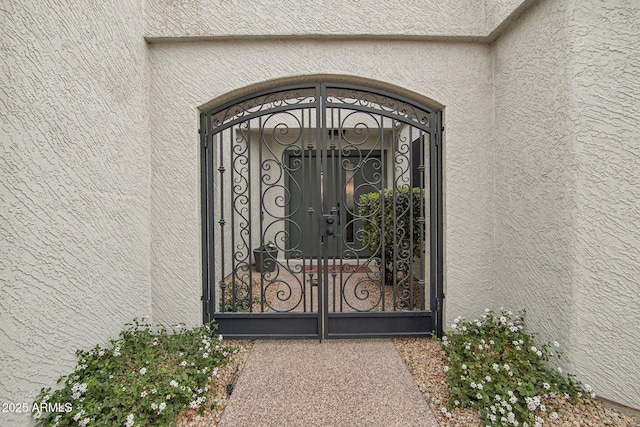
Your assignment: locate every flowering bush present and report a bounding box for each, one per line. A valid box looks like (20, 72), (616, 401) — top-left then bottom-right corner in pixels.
(440, 309), (593, 427)
(32, 320), (236, 427)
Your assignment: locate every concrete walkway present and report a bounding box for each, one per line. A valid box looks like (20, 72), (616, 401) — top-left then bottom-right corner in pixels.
(219, 339), (438, 427)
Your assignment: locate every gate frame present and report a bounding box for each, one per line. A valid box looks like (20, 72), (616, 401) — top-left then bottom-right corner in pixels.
(200, 79), (444, 339)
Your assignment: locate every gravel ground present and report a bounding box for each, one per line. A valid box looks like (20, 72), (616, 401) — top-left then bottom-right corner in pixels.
(393, 338), (639, 427)
(177, 340), (253, 427)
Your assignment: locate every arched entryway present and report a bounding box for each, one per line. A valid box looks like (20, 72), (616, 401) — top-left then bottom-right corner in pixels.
(200, 78), (443, 339)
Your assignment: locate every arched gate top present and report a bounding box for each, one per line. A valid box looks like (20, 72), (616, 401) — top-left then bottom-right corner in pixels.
(201, 78), (441, 135)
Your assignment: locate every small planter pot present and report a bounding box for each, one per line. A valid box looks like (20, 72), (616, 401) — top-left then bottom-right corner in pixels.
(253, 248), (278, 273)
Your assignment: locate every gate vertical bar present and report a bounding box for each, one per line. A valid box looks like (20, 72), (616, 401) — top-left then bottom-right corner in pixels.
(200, 113), (209, 323)
(247, 120), (253, 312)
(317, 84), (325, 338)
(208, 117), (217, 319)
(435, 111), (444, 337)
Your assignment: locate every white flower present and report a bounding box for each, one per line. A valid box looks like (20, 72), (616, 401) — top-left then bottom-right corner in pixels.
(170, 380), (179, 387)
(151, 388), (157, 394)
(493, 364), (500, 372)
(461, 364), (467, 370)
(202, 353), (209, 359)
(454, 400), (460, 406)
(477, 383), (484, 390)
(113, 346), (121, 357)
(550, 412), (558, 419)
(79, 418), (90, 427)
(98, 350), (105, 356)
(125, 414), (135, 427)
(510, 326), (519, 332)
(218, 334), (223, 341)
(584, 384), (593, 392)
(510, 396), (518, 404)
(181, 361), (187, 367)
(140, 391), (147, 398)
(536, 350), (542, 357)
(553, 341), (560, 348)
(531, 346), (538, 353)
(485, 308), (490, 313)
(485, 376), (492, 382)
(543, 382), (550, 390)
(478, 344), (484, 350)
(471, 382), (477, 389)
(158, 402), (166, 412)
(495, 395), (501, 401)
(557, 367), (562, 373)
(451, 323), (457, 329)
(151, 403), (158, 410)
(476, 393), (483, 400)
(139, 367), (147, 375)
(503, 364), (510, 371)
(444, 366), (450, 373)
(489, 340), (495, 345)
(500, 316), (507, 324)
(507, 390), (514, 396)
(540, 404), (546, 412)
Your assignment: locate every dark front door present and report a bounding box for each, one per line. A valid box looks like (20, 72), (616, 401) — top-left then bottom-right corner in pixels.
(287, 150), (385, 258)
(201, 82), (443, 339)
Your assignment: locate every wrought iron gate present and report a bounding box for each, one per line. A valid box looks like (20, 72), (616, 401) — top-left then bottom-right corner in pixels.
(200, 83), (443, 339)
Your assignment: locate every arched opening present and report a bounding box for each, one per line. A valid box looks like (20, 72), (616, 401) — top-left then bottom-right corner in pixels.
(200, 78), (443, 339)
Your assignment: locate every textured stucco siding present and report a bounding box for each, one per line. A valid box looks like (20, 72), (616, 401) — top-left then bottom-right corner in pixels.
(493, 0), (640, 409)
(145, 0), (487, 40)
(493, 0), (576, 355)
(0, 1), (150, 425)
(570, 0), (640, 410)
(149, 40), (495, 328)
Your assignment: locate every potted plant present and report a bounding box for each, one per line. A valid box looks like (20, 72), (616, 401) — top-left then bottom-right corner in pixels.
(253, 240), (278, 273)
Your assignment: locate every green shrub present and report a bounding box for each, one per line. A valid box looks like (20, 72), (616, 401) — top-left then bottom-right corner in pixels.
(32, 320), (236, 427)
(358, 186), (425, 278)
(440, 309), (592, 426)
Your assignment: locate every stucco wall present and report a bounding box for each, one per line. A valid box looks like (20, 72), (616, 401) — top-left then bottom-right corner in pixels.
(145, 0), (487, 40)
(493, 0), (640, 409)
(570, 0), (640, 410)
(0, 1), (150, 425)
(493, 0), (576, 359)
(148, 40), (495, 328)
(145, 0), (531, 41)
